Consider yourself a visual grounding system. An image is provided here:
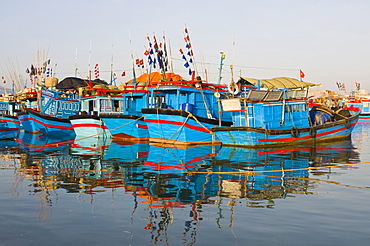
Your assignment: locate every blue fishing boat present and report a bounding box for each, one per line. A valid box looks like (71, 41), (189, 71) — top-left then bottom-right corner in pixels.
(141, 73), (253, 146)
(18, 77), (111, 136)
(19, 88), (81, 137)
(212, 77), (360, 147)
(68, 82), (149, 141)
(0, 98), (21, 139)
(346, 98), (370, 121)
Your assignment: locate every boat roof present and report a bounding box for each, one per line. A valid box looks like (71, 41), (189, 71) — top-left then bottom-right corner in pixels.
(56, 77), (108, 90)
(238, 77), (319, 89)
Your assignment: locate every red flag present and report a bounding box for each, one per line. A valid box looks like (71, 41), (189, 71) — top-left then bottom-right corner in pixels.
(300, 70), (305, 78)
(144, 50), (149, 56)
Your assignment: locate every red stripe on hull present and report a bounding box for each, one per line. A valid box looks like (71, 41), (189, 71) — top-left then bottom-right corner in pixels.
(71, 123), (108, 129)
(0, 128), (18, 132)
(137, 124), (148, 129)
(0, 119), (20, 124)
(28, 118), (73, 130)
(144, 119), (211, 133)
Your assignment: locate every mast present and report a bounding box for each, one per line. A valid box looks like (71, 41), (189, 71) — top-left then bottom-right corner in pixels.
(75, 48), (78, 77)
(218, 52), (225, 84)
(88, 39), (92, 80)
(128, 29), (136, 83)
(110, 39), (114, 85)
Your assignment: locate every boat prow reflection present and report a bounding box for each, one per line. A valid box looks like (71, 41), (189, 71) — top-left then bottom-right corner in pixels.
(18, 130), (73, 153)
(145, 144), (221, 173)
(70, 135), (112, 158)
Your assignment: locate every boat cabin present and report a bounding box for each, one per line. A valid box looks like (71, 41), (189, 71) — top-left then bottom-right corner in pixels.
(41, 89), (81, 118)
(147, 80), (232, 120)
(79, 88), (148, 116)
(219, 89), (311, 129)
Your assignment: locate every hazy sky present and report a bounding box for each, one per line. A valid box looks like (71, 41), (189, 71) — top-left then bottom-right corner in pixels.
(1, 0), (369, 93)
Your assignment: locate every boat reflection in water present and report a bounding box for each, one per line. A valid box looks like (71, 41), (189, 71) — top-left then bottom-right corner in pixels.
(14, 135), (360, 242)
(212, 140), (359, 204)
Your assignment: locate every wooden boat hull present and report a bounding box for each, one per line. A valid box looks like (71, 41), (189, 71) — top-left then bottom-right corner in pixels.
(212, 112), (360, 147)
(69, 114), (149, 142)
(358, 114), (370, 121)
(142, 108), (232, 146)
(0, 115), (20, 139)
(69, 114), (112, 139)
(22, 108), (75, 137)
(18, 111), (38, 133)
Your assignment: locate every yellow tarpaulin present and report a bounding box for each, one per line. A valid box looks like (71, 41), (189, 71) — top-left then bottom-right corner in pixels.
(240, 77), (319, 89)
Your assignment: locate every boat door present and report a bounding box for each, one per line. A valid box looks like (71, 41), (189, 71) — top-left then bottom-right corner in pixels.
(88, 100), (94, 114)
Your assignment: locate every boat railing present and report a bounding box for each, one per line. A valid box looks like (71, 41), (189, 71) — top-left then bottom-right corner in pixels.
(149, 80), (229, 92)
(80, 87), (150, 98)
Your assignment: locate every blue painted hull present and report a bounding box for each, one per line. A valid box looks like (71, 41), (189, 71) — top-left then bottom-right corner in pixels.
(18, 112), (37, 133)
(69, 114), (149, 141)
(0, 115), (20, 139)
(24, 108), (75, 137)
(101, 115), (149, 141)
(142, 108), (232, 146)
(213, 112), (360, 147)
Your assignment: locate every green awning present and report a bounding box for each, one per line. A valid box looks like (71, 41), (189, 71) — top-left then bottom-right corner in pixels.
(238, 77), (320, 89)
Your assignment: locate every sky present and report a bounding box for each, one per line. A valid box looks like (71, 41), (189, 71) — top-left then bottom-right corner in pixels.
(1, 0), (370, 93)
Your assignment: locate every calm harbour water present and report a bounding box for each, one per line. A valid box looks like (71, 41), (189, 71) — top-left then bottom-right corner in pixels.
(1, 123), (370, 246)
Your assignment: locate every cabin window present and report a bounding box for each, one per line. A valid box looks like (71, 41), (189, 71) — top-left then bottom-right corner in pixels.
(301, 104), (307, 112)
(113, 100), (120, 111)
(285, 105), (292, 113)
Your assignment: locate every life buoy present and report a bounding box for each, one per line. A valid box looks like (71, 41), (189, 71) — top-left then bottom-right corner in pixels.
(228, 82), (240, 95)
(309, 127), (316, 138)
(291, 127), (299, 138)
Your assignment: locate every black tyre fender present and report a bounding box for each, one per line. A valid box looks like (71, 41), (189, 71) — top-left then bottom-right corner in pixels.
(291, 127), (299, 138)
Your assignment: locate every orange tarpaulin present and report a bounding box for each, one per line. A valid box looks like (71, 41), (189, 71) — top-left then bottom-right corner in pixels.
(125, 72), (184, 84)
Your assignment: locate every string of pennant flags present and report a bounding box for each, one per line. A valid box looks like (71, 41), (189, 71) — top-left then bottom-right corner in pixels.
(180, 28), (195, 76)
(143, 34), (170, 73)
